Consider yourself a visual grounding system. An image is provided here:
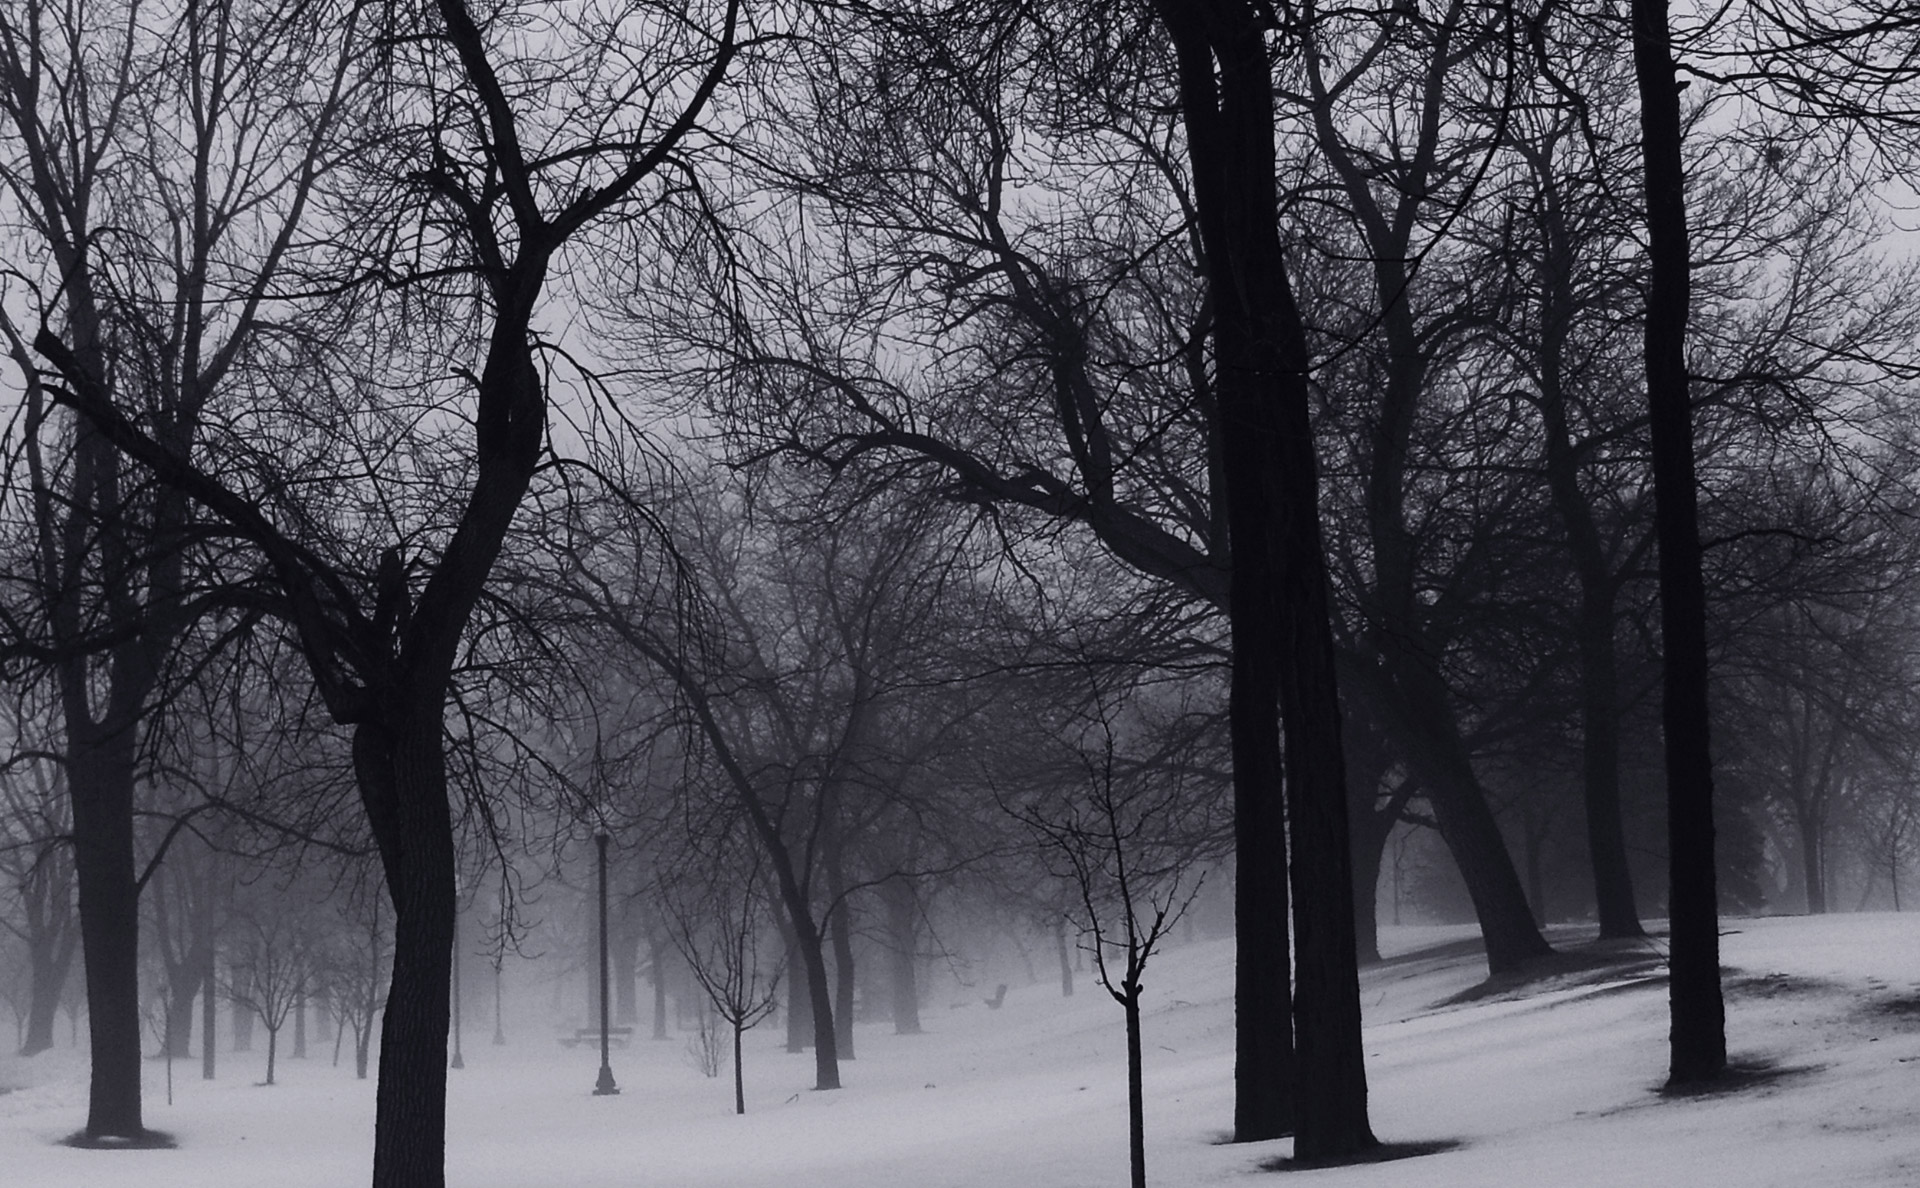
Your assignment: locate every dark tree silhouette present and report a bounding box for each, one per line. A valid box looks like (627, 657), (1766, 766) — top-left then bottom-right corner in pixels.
(1629, 0), (1725, 1085)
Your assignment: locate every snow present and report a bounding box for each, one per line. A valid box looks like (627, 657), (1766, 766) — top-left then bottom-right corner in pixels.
(4, 914), (1919, 1186)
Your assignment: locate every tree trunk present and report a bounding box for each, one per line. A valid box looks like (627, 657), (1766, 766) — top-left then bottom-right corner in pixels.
(294, 990), (307, 1058)
(1577, 592), (1644, 937)
(356, 719), (458, 1188)
(649, 933), (670, 1040)
(1798, 813), (1826, 914)
(613, 922), (640, 1026)
(1053, 917), (1074, 998)
(732, 1020), (745, 1115)
(1630, 0), (1726, 1086)
(1349, 811), (1387, 967)
(1125, 993), (1146, 1188)
(798, 924), (840, 1087)
(1343, 731), (1396, 967)
(265, 1025), (279, 1086)
(1352, 671), (1554, 972)
(1533, 153), (1646, 941)
(783, 927), (812, 1053)
(69, 732), (145, 1138)
(160, 951), (198, 1061)
(884, 879), (922, 1034)
(1155, 1), (1374, 1154)
(234, 1002), (254, 1052)
(203, 947), (217, 1080)
(1154, 5), (1295, 1141)
(828, 893), (856, 1058)
(20, 926), (74, 1058)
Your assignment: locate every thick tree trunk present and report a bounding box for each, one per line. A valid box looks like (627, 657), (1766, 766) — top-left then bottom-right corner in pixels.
(1154, 3), (1295, 1142)
(233, 1003), (253, 1052)
(357, 719), (458, 1188)
(783, 927), (812, 1053)
(69, 733), (145, 1138)
(797, 924), (840, 1087)
(1155, 2), (1374, 1155)
(293, 991), (307, 1058)
(1630, 0), (1726, 1086)
(265, 1026), (279, 1086)
(1355, 672), (1554, 972)
(884, 879), (922, 1034)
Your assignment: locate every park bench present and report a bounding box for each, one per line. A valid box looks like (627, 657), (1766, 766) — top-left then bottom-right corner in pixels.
(559, 1026), (634, 1049)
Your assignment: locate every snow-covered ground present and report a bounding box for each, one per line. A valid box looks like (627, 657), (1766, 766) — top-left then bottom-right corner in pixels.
(3, 914), (1918, 1187)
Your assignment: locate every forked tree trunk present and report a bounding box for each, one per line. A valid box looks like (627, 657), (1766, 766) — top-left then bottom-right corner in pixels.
(1630, 0), (1726, 1086)
(1155, 1), (1373, 1155)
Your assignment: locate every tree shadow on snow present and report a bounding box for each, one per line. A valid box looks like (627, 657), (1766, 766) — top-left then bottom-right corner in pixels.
(61, 1128), (177, 1150)
(1259, 1139), (1464, 1172)
(1657, 1058), (1818, 1099)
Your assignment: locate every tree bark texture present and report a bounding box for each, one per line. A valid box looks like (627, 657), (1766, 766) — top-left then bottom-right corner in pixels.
(1629, 0), (1726, 1085)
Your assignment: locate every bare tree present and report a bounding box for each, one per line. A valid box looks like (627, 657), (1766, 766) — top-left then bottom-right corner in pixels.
(27, 0), (750, 1177)
(1008, 688), (1204, 1188)
(225, 882), (317, 1085)
(663, 832), (781, 1115)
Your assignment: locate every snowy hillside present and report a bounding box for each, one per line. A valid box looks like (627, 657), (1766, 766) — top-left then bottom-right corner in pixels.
(3, 914), (1917, 1187)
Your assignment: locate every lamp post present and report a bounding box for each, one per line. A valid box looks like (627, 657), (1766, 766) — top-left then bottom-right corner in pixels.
(593, 832), (619, 1095)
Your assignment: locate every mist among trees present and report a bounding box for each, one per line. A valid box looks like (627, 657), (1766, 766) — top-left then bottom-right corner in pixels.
(1, 0), (1918, 1185)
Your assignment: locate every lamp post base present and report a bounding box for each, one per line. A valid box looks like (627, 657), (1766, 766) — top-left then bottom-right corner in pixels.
(593, 1065), (620, 1096)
